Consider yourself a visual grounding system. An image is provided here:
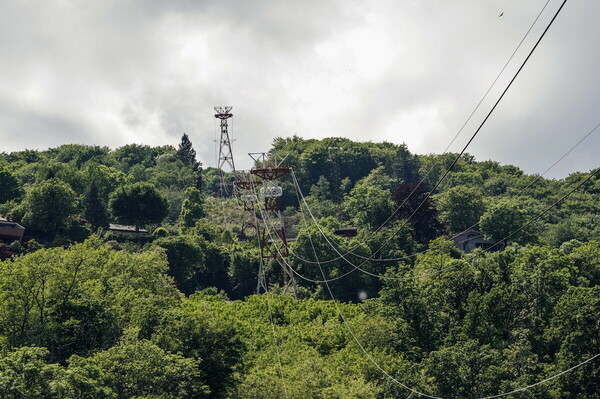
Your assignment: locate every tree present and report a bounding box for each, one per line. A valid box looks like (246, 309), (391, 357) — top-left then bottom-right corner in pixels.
(152, 295), (244, 398)
(21, 178), (78, 236)
(0, 167), (20, 203)
(179, 187), (205, 227)
(343, 181), (394, 229)
(479, 201), (526, 245)
(82, 181), (109, 229)
(176, 134), (199, 169)
(68, 338), (209, 399)
(392, 182), (445, 243)
(0, 237), (180, 362)
(109, 182), (168, 231)
(228, 248), (260, 299)
(176, 133), (203, 188)
(438, 185), (486, 233)
(547, 286), (600, 397)
(309, 176), (331, 201)
(153, 235), (206, 294)
(423, 340), (509, 398)
(391, 143), (420, 183)
(0, 347), (71, 399)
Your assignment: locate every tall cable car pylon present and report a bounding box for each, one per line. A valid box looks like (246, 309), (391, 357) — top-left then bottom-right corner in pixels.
(215, 106), (235, 195)
(249, 152), (298, 298)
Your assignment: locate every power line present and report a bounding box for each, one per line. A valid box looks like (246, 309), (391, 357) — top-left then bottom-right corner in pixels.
(288, 120), (600, 266)
(333, 0), (569, 265)
(250, 164), (600, 397)
(277, 0), (571, 278)
(252, 209), (290, 399)
(285, 165), (598, 284)
(279, 0), (553, 266)
(307, 214), (600, 398)
(288, 171), (600, 399)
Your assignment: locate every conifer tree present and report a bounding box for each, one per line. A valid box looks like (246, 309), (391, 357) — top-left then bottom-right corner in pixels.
(83, 180), (110, 229)
(176, 133), (203, 188)
(176, 133), (198, 169)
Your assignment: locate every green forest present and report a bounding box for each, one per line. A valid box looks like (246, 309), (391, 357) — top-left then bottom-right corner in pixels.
(0, 135), (598, 398)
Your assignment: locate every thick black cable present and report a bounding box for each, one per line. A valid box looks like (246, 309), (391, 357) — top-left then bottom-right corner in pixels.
(289, 120), (600, 266)
(282, 0), (553, 265)
(289, 0), (569, 269)
(285, 165), (597, 283)
(288, 169), (600, 399)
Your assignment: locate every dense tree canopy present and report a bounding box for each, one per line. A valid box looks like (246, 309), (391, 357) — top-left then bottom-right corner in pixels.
(110, 182), (168, 230)
(20, 178), (78, 236)
(0, 167), (20, 204)
(0, 137), (598, 398)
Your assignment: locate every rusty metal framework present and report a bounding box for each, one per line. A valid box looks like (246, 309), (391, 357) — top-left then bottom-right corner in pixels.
(246, 152), (297, 297)
(233, 172), (259, 212)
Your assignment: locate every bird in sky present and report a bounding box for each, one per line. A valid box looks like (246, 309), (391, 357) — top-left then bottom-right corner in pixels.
(499, 12), (504, 17)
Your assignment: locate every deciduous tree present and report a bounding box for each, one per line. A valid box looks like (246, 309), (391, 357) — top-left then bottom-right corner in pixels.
(109, 182), (168, 231)
(21, 178), (78, 236)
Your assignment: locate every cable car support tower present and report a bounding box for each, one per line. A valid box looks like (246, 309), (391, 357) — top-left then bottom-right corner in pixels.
(215, 106), (235, 195)
(246, 152), (297, 297)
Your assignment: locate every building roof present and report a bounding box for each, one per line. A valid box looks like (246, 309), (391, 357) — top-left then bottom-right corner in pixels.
(0, 215), (25, 230)
(334, 227), (358, 237)
(108, 223), (148, 233)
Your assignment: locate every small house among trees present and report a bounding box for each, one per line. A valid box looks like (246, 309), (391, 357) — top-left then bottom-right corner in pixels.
(453, 228), (504, 253)
(108, 223), (149, 235)
(334, 227), (358, 238)
(0, 215), (25, 241)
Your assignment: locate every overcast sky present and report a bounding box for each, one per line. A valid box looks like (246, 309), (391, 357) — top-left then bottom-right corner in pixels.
(0, 0), (598, 177)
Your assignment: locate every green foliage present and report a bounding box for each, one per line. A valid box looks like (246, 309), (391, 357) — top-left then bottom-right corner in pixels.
(20, 178), (78, 236)
(152, 235), (206, 294)
(110, 182), (168, 230)
(0, 138), (598, 398)
(438, 185), (486, 233)
(0, 346), (71, 399)
(153, 226), (169, 237)
(82, 181), (110, 229)
(423, 340), (508, 398)
(480, 201), (527, 244)
(392, 182), (445, 243)
(153, 295), (243, 398)
(68, 337), (209, 399)
(0, 167), (21, 204)
(309, 175), (331, 201)
(546, 286), (600, 397)
(0, 237), (180, 361)
(343, 181), (394, 229)
(176, 134), (199, 168)
(179, 187), (205, 227)
(228, 248), (260, 299)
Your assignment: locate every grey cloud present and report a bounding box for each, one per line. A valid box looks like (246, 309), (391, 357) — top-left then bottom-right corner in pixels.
(0, 0), (598, 177)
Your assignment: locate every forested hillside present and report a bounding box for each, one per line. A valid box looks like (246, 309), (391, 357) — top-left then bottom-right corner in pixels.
(0, 136), (598, 398)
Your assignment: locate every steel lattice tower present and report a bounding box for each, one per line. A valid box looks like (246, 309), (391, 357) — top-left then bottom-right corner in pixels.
(215, 106), (236, 172)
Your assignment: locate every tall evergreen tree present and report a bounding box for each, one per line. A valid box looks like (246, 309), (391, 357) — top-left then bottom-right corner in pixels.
(176, 133), (203, 188)
(83, 180), (110, 229)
